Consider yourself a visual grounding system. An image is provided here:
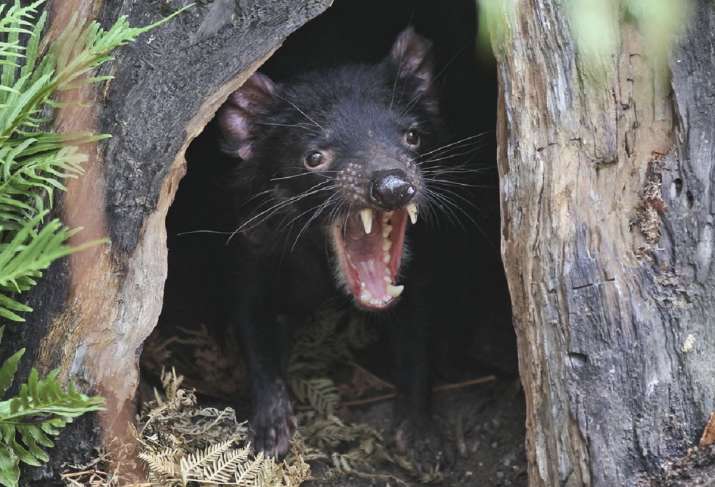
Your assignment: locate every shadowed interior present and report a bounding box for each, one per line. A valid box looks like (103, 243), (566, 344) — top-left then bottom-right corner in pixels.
(141, 0), (525, 484)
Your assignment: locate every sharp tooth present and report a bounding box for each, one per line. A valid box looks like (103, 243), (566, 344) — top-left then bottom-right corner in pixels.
(406, 203), (418, 224)
(387, 284), (404, 298)
(382, 224), (392, 238)
(359, 209), (373, 234)
(382, 239), (391, 251)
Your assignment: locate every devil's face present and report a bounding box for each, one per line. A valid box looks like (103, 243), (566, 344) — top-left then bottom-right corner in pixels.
(218, 27), (443, 310)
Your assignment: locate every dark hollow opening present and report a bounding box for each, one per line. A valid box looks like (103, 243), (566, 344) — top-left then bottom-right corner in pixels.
(141, 0), (524, 484)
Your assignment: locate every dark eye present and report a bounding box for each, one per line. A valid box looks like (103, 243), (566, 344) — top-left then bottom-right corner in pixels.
(404, 129), (421, 148)
(305, 150), (325, 169)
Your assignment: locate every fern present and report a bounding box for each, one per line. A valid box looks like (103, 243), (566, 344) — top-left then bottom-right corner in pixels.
(290, 377), (340, 417)
(200, 446), (253, 484)
(179, 439), (236, 483)
(0, 0), (190, 320)
(138, 447), (180, 480)
(0, 336), (104, 486)
(0, 368), (103, 465)
(135, 371), (312, 486)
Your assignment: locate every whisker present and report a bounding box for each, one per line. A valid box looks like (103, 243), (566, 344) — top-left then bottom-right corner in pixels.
(290, 193), (339, 251)
(226, 181), (337, 242)
(424, 184), (495, 245)
(276, 193), (335, 233)
(423, 178), (494, 189)
(422, 165), (491, 176)
(270, 170), (337, 182)
(273, 93), (324, 131)
(176, 229), (233, 237)
(414, 133), (489, 161)
(422, 188), (466, 230)
(255, 121), (319, 132)
(417, 146), (484, 166)
(237, 188), (279, 208)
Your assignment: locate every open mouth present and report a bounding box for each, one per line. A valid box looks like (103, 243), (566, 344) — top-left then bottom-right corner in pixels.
(332, 204), (418, 310)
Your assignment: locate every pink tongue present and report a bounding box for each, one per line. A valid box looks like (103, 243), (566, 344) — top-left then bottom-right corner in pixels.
(355, 259), (387, 300)
(344, 214), (390, 302)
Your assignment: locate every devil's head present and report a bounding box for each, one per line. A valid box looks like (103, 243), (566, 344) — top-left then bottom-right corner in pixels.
(218, 27), (445, 311)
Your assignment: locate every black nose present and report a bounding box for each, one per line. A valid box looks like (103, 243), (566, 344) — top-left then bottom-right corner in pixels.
(369, 169), (416, 209)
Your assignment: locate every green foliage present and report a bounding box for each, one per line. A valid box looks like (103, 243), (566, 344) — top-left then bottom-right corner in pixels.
(477, 0), (693, 68)
(0, 366), (103, 479)
(0, 1), (190, 485)
(0, 327), (102, 487)
(0, 0), (189, 320)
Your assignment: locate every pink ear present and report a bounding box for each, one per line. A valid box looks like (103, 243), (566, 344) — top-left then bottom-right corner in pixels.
(217, 72), (276, 159)
(389, 27), (434, 94)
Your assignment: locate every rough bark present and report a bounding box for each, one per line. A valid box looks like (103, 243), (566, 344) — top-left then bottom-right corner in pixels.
(4, 0), (332, 482)
(493, 1), (714, 486)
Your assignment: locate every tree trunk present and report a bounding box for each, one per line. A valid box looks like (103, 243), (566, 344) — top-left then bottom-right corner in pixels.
(493, 1), (714, 486)
(5, 0), (331, 482)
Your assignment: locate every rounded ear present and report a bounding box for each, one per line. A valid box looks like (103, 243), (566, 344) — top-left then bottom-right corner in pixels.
(217, 72), (276, 159)
(388, 26), (435, 94)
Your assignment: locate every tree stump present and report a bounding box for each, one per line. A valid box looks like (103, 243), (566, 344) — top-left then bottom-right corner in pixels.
(492, 1), (714, 485)
(6, 0), (331, 482)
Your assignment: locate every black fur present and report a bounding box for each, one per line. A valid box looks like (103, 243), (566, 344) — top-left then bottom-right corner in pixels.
(217, 27), (449, 461)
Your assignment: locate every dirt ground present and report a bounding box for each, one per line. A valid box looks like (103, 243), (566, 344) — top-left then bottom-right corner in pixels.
(306, 378), (527, 487)
(142, 312), (527, 487)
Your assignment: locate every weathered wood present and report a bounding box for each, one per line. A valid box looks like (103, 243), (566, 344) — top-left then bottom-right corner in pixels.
(493, 1), (714, 486)
(3, 0), (332, 482)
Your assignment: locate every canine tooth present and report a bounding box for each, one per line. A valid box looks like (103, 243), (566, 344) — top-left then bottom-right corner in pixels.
(406, 203), (418, 224)
(387, 284), (404, 298)
(359, 208), (373, 234)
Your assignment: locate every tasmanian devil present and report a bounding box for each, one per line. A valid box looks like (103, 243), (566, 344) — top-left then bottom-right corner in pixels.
(216, 27), (452, 464)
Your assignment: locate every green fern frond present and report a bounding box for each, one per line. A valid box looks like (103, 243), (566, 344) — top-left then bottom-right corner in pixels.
(0, 142), (88, 231)
(0, 212), (76, 321)
(0, 328), (23, 397)
(0, 2), (190, 486)
(0, 365), (103, 480)
(0, 2), (190, 142)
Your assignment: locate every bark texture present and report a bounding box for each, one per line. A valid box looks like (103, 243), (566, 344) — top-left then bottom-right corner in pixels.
(5, 0), (332, 482)
(493, 1), (714, 486)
